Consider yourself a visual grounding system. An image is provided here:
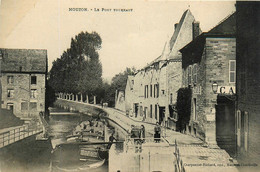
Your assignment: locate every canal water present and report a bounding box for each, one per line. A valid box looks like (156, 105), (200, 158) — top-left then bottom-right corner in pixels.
(1, 107), (124, 172)
(49, 107), (109, 172)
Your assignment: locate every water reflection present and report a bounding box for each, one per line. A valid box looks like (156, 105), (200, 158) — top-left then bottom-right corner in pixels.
(48, 109), (108, 172)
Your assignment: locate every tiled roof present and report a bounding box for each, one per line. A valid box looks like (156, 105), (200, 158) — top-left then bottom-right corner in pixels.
(0, 48), (47, 73)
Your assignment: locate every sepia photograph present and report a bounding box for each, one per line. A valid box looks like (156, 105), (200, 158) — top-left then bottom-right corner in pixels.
(0, 0), (259, 172)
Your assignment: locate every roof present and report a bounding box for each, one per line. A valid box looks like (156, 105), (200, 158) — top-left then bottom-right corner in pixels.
(0, 48), (47, 73)
(180, 12), (236, 69)
(142, 10), (194, 69)
(169, 10), (189, 52)
(207, 12), (236, 35)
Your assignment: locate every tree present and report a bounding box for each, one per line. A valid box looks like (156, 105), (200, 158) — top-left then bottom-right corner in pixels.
(103, 67), (136, 107)
(49, 31), (102, 97)
(176, 88), (192, 132)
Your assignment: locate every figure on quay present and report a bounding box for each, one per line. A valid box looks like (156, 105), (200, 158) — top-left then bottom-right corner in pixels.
(154, 122), (161, 143)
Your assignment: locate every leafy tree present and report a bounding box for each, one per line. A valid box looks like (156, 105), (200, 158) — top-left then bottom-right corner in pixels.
(103, 67), (136, 106)
(49, 31), (102, 97)
(176, 88), (192, 132)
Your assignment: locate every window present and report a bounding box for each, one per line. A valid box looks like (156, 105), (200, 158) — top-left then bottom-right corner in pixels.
(7, 89), (14, 98)
(144, 85), (149, 98)
(30, 89), (37, 98)
(30, 102), (37, 110)
(150, 104), (153, 118)
(193, 98), (197, 120)
(170, 93), (173, 104)
(188, 66), (192, 85)
(193, 64), (197, 84)
(7, 76), (14, 84)
(229, 60), (236, 83)
(21, 102), (28, 111)
(150, 85), (152, 97)
(154, 85), (156, 98)
(155, 105), (157, 120)
(31, 76), (37, 85)
(157, 84), (159, 97)
(7, 103), (14, 112)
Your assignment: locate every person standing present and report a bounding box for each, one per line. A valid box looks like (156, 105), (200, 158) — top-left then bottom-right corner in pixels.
(140, 125), (145, 142)
(154, 122), (161, 143)
(107, 132), (116, 149)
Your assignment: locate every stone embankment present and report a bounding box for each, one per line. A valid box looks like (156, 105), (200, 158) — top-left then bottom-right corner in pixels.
(55, 98), (240, 172)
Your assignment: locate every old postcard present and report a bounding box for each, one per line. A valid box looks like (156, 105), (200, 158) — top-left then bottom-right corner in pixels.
(0, 0), (259, 172)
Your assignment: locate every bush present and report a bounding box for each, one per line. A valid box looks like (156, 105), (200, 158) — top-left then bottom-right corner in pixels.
(176, 88), (192, 132)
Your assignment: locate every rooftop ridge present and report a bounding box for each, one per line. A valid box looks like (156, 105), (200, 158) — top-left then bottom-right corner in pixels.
(207, 11), (236, 33)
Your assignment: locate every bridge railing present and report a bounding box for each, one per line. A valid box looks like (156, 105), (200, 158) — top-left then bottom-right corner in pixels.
(124, 137), (169, 153)
(174, 139), (185, 172)
(0, 123), (43, 148)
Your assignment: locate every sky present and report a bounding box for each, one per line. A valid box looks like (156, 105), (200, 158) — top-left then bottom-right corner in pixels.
(0, 0), (236, 81)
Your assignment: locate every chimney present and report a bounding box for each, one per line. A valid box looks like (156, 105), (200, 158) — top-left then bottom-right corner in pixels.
(174, 23), (179, 31)
(193, 21), (200, 40)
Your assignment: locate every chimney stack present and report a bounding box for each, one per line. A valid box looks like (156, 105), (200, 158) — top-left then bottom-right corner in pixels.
(193, 21), (200, 40)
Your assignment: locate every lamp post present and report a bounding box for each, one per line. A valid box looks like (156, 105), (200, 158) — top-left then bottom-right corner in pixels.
(212, 82), (218, 94)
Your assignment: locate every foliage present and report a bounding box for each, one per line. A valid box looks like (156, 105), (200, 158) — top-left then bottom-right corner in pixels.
(103, 67), (136, 107)
(45, 80), (56, 109)
(49, 31), (102, 96)
(176, 87), (192, 132)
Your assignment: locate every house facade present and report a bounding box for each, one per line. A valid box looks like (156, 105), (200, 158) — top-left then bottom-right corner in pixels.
(180, 13), (236, 149)
(0, 48), (48, 118)
(236, 1), (260, 165)
(124, 10), (201, 128)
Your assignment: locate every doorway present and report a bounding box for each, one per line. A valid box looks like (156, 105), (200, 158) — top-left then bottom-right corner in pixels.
(7, 103), (14, 113)
(216, 95), (236, 157)
(159, 106), (165, 124)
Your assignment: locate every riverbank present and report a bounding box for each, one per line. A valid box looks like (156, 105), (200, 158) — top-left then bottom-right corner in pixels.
(55, 98), (243, 172)
(0, 108), (24, 129)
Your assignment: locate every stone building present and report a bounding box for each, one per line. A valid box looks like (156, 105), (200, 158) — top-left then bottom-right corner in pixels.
(236, 1), (260, 165)
(180, 13), (236, 149)
(124, 10), (201, 128)
(0, 48), (48, 118)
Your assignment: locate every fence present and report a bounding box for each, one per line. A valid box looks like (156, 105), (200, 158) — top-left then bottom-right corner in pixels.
(174, 139), (185, 172)
(0, 123), (43, 148)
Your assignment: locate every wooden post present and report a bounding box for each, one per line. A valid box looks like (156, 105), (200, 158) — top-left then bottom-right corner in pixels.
(86, 94), (89, 103)
(72, 94), (75, 101)
(81, 93), (83, 102)
(94, 96), (96, 104)
(76, 94), (78, 101)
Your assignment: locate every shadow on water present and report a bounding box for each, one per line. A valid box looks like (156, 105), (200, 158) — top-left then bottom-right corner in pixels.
(0, 107), (110, 172)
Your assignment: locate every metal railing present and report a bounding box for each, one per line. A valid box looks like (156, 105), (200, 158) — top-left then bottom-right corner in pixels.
(124, 137), (169, 153)
(0, 123), (43, 148)
(174, 139), (185, 172)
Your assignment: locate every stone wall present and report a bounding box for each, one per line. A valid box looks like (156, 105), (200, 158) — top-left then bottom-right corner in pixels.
(182, 37), (236, 144)
(236, 1), (260, 164)
(1, 73), (46, 117)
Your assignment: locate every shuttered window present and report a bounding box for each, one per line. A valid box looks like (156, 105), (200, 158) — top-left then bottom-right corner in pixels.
(229, 60), (236, 83)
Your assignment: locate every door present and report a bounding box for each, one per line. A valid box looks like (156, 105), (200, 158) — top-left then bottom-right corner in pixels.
(159, 107), (165, 124)
(216, 97), (236, 156)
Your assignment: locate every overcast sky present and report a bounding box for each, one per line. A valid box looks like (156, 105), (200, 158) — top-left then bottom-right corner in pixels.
(0, 0), (235, 80)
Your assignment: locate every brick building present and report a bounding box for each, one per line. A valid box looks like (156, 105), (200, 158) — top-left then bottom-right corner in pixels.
(0, 48), (48, 118)
(236, 1), (260, 165)
(124, 10), (201, 128)
(180, 13), (236, 150)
